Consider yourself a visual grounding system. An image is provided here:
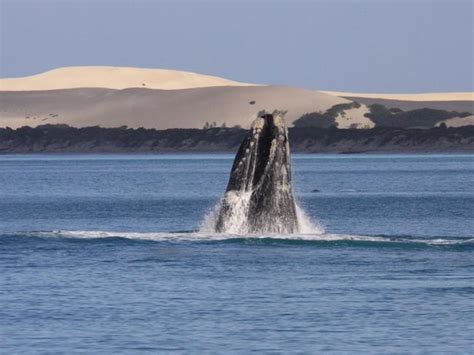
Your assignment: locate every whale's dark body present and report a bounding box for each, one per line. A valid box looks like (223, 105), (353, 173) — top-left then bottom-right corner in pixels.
(215, 111), (299, 233)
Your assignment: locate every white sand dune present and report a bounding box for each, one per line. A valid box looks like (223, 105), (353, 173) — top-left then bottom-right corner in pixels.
(1, 66), (472, 130)
(321, 91), (474, 102)
(334, 105), (374, 129)
(0, 86), (347, 129)
(435, 115), (474, 128)
(0, 66), (255, 91)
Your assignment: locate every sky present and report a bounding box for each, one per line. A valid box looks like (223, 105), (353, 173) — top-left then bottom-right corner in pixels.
(0, 0), (473, 92)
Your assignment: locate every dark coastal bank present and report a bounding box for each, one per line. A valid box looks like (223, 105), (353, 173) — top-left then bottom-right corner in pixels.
(1, 124), (473, 153)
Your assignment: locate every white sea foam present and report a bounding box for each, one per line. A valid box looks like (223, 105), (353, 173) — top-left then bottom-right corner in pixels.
(16, 230), (473, 246)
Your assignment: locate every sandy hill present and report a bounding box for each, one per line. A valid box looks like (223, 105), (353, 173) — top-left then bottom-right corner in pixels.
(0, 86), (348, 129)
(334, 96), (474, 113)
(321, 91), (474, 114)
(321, 91), (474, 102)
(436, 115), (474, 128)
(0, 66), (255, 91)
(1, 66), (473, 130)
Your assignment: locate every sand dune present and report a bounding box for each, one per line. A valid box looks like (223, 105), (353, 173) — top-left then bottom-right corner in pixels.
(333, 96), (474, 113)
(0, 86), (347, 129)
(334, 105), (374, 129)
(321, 91), (474, 102)
(1, 67), (472, 130)
(0, 66), (255, 91)
(436, 115), (474, 128)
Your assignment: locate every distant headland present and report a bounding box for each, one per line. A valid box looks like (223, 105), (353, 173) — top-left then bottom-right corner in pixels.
(1, 66), (472, 131)
(1, 66), (472, 153)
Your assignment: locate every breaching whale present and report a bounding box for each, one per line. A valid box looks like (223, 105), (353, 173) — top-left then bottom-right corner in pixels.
(215, 110), (299, 234)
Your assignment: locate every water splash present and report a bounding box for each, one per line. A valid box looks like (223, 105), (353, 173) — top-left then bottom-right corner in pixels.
(295, 204), (324, 234)
(214, 191), (253, 234)
(200, 198), (323, 235)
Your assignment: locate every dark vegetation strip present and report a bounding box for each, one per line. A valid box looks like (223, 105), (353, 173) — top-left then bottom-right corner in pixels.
(0, 124), (473, 153)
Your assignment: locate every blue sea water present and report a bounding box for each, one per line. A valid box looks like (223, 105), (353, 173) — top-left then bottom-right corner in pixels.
(0, 154), (473, 353)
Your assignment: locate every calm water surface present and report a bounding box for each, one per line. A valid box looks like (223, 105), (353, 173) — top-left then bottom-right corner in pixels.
(1, 154), (473, 353)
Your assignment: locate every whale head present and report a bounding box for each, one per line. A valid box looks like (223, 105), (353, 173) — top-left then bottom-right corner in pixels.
(225, 110), (291, 191)
(215, 110), (298, 234)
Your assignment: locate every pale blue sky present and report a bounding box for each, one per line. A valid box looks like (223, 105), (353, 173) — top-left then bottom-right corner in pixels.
(1, 0), (473, 92)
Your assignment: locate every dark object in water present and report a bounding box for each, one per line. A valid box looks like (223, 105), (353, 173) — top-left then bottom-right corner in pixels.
(215, 110), (298, 233)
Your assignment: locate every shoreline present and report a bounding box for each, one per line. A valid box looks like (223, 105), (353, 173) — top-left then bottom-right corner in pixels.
(1, 125), (473, 154)
(1, 150), (473, 155)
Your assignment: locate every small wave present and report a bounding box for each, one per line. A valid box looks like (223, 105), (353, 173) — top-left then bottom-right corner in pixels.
(5, 230), (473, 247)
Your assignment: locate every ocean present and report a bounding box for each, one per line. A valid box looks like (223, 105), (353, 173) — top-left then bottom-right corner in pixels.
(1, 154), (473, 353)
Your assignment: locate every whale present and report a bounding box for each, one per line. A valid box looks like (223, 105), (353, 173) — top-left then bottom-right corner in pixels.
(215, 110), (299, 233)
